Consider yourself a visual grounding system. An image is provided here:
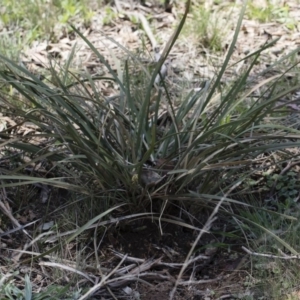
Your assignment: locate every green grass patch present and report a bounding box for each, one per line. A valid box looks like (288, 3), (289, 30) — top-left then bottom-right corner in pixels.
(0, 0), (96, 43)
(246, 0), (297, 29)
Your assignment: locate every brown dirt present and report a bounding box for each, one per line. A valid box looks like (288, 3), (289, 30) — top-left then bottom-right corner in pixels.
(21, 1), (300, 95)
(95, 217), (250, 299)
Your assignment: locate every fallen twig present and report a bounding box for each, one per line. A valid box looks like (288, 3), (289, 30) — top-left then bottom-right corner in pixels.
(242, 246), (300, 260)
(111, 249), (210, 268)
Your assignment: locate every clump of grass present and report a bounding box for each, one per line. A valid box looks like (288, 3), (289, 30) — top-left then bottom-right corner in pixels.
(0, 0), (299, 248)
(183, 4), (229, 51)
(102, 6), (119, 26)
(1, 0), (300, 297)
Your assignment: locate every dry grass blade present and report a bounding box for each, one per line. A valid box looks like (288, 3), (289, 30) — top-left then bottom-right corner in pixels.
(111, 249), (210, 267)
(170, 180), (242, 299)
(39, 262), (95, 284)
(0, 199), (31, 239)
(44, 212), (153, 243)
(78, 254), (127, 300)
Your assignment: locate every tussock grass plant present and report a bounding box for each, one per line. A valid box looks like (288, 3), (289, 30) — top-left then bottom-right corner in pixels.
(183, 3), (228, 51)
(1, 0), (300, 297)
